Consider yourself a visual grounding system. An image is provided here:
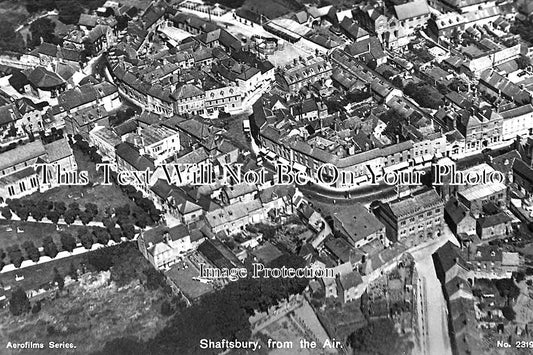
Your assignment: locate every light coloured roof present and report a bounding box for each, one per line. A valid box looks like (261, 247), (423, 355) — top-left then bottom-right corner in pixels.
(394, 0), (430, 21)
(0, 140), (46, 171)
(458, 182), (506, 201)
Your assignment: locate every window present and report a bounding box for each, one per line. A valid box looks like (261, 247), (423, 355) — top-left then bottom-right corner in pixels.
(19, 181), (25, 192)
(8, 186), (15, 196)
(427, 211), (432, 217)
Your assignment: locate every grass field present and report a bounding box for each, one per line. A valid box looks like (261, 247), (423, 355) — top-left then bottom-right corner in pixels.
(0, 219), (105, 254)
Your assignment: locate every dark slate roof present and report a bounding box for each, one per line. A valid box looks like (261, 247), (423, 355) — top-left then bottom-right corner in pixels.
(433, 241), (468, 274)
(513, 158), (533, 185)
(27, 67), (65, 88)
(115, 142), (155, 171)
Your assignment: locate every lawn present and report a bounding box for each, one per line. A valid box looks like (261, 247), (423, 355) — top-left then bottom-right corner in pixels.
(0, 219), (103, 251)
(28, 183), (137, 222)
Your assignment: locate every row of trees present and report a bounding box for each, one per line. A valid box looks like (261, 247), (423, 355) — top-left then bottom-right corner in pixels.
(0, 223), (136, 270)
(4, 199), (99, 226)
(73, 134), (103, 164)
(117, 184), (162, 228)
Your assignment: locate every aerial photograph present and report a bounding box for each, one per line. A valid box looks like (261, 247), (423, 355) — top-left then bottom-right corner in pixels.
(0, 0), (532, 354)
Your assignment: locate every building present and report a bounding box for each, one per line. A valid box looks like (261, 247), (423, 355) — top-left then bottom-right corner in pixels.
(376, 189), (444, 247)
(172, 83), (205, 116)
(279, 56), (332, 93)
(457, 181), (507, 216)
(444, 198), (477, 238)
(0, 140), (47, 198)
(58, 82), (120, 114)
(476, 212), (512, 239)
(137, 225), (192, 269)
(204, 85), (242, 116)
(467, 245), (519, 278)
(332, 203), (388, 248)
(336, 271), (364, 303)
(455, 106), (503, 153)
(500, 104), (533, 141)
(125, 124), (180, 165)
(205, 199), (265, 236)
(89, 126), (122, 162)
(25, 66), (67, 99)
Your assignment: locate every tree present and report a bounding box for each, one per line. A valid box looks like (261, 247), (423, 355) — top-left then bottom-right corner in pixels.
(109, 227), (122, 243)
(79, 232), (94, 250)
(88, 250), (113, 271)
(54, 201), (67, 215)
(160, 300), (174, 316)
(30, 205), (45, 221)
(60, 232), (77, 252)
(79, 210), (93, 225)
(93, 228), (110, 245)
(348, 319), (400, 355)
(32, 300), (42, 314)
(42, 236), (58, 258)
(9, 287), (30, 316)
(8, 246), (24, 268)
(1, 207), (12, 220)
(69, 262), (78, 281)
(64, 209), (77, 225)
(517, 56), (531, 70)
(391, 76), (403, 89)
(382, 70), (394, 79)
(46, 210), (60, 224)
(22, 241), (40, 262)
(17, 206), (30, 221)
(68, 202), (80, 212)
(53, 267), (64, 290)
(29, 18), (58, 47)
(57, 0), (84, 25)
(85, 203), (98, 217)
(0, 22), (24, 52)
(502, 305), (515, 321)
(121, 224), (135, 240)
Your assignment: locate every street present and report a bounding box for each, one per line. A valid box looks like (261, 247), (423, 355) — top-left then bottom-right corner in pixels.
(410, 226), (458, 355)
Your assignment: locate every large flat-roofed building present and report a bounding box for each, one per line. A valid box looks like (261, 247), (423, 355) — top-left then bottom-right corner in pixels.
(376, 189), (444, 247)
(457, 181), (507, 216)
